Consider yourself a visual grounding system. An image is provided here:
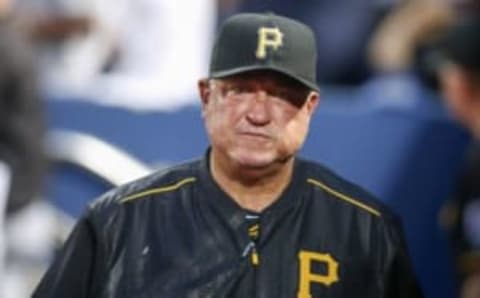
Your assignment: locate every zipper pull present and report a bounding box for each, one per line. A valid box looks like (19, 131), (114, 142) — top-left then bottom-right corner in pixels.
(244, 214), (261, 266)
(241, 241), (260, 266)
(250, 246), (260, 266)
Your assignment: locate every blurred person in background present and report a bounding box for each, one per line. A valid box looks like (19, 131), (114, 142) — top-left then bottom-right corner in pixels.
(13, 0), (217, 112)
(0, 0), (62, 297)
(369, 1), (480, 297)
(85, 0), (216, 111)
(0, 0), (41, 295)
(366, 1), (469, 297)
(436, 15), (480, 298)
(367, 0), (455, 88)
(0, 0), (45, 218)
(12, 0), (118, 100)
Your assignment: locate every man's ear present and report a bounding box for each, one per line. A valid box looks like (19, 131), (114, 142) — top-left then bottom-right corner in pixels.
(305, 91), (320, 115)
(198, 79), (210, 109)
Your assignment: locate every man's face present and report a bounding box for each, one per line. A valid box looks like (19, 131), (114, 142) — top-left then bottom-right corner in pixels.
(439, 64), (480, 132)
(199, 70), (319, 169)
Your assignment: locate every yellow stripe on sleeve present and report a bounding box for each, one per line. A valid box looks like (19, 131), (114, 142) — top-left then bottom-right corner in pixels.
(119, 177), (196, 204)
(307, 178), (381, 217)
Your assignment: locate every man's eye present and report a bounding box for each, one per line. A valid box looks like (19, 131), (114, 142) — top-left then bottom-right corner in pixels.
(229, 86), (243, 94)
(226, 85), (252, 95)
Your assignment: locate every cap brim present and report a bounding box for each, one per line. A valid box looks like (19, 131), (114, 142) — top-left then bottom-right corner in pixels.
(210, 65), (320, 92)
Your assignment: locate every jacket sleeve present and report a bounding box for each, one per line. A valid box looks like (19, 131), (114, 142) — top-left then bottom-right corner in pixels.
(32, 210), (104, 298)
(382, 215), (424, 298)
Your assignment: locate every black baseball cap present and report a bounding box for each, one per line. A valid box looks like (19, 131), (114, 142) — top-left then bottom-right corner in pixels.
(439, 16), (480, 72)
(209, 13), (319, 91)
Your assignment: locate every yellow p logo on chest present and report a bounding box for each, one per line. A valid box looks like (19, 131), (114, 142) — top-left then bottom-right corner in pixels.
(297, 251), (339, 298)
(256, 27), (284, 59)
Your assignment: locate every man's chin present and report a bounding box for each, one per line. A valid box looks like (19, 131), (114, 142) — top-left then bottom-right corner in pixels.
(231, 152), (273, 167)
(230, 151), (290, 169)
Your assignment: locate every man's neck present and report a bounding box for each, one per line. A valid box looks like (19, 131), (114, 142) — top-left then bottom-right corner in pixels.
(210, 151), (294, 213)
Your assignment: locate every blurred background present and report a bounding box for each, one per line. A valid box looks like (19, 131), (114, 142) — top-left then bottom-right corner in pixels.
(0, 0), (479, 297)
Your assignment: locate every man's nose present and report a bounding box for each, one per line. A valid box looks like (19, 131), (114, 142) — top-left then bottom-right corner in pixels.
(246, 91), (271, 125)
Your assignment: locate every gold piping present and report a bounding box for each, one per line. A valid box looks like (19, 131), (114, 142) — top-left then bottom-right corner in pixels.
(307, 178), (381, 217)
(119, 177), (196, 204)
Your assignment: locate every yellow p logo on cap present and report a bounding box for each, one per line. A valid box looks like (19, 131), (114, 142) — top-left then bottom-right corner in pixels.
(256, 27), (284, 59)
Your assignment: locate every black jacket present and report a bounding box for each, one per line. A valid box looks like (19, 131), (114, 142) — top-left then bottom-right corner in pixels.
(33, 154), (423, 298)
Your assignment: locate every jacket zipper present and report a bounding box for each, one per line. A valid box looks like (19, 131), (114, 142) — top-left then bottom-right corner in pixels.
(248, 222), (260, 298)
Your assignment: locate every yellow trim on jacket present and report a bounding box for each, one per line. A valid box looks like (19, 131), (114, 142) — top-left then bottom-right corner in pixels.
(119, 177), (196, 204)
(307, 178), (381, 217)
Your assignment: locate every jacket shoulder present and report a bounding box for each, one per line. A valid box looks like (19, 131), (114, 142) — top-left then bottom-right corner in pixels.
(87, 159), (200, 216)
(300, 158), (396, 220)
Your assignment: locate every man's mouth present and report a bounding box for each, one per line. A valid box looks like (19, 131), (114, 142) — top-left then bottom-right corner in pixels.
(238, 131), (272, 139)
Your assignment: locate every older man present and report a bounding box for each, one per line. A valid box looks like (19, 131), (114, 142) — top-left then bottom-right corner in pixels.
(33, 13), (422, 298)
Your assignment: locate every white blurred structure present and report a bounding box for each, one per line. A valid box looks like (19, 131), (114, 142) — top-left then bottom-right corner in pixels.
(87, 0), (217, 111)
(2, 130), (154, 298)
(46, 130), (153, 185)
(3, 200), (74, 298)
(14, 0), (115, 97)
(17, 0), (217, 111)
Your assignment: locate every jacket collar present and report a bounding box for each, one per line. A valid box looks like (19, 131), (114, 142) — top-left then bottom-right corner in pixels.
(196, 149), (308, 246)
